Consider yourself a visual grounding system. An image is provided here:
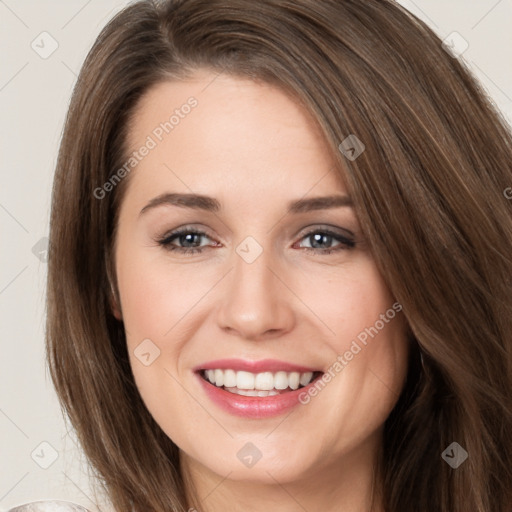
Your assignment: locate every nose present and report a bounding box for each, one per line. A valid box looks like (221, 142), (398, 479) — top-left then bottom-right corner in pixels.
(216, 241), (296, 341)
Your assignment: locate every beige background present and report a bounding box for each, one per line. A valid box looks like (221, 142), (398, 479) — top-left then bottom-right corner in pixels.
(1, 1), (511, 510)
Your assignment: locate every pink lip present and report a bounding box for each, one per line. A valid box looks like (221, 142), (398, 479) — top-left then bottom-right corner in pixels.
(193, 360), (324, 419)
(193, 358), (320, 374)
(195, 372), (322, 419)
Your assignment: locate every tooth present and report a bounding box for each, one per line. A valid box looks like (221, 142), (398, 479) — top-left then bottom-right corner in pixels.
(255, 372), (274, 390)
(257, 390), (279, 397)
(288, 372), (300, 390)
(204, 368), (317, 390)
(274, 371), (289, 390)
(241, 389), (260, 396)
(236, 371), (255, 390)
(223, 369), (237, 388)
(214, 369), (224, 387)
(225, 387), (281, 397)
(299, 371), (313, 386)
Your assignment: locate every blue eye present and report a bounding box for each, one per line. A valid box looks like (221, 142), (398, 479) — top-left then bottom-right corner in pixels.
(157, 226), (355, 255)
(296, 229), (355, 253)
(157, 228), (212, 254)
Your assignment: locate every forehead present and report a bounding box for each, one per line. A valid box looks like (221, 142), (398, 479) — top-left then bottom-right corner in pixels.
(123, 70), (346, 205)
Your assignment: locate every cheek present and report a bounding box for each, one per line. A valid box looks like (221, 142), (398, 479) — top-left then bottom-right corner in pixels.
(115, 254), (207, 429)
(329, 258), (407, 378)
(296, 256), (399, 351)
(298, 258), (409, 437)
(115, 251), (222, 406)
(116, 254), (211, 342)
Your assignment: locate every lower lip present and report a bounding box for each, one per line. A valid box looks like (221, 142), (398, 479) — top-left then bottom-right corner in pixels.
(195, 371), (321, 419)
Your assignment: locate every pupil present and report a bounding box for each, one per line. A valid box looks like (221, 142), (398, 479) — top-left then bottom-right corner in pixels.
(181, 233), (199, 247)
(311, 233), (331, 248)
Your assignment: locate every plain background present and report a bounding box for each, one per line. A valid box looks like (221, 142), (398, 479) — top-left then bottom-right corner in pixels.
(1, 1), (511, 510)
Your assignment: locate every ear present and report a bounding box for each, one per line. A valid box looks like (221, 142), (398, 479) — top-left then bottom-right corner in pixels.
(107, 276), (123, 320)
(110, 291), (123, 321)
(106, 256), (122, 320)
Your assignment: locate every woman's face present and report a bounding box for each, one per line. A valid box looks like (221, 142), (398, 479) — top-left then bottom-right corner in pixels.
(114, 70), (409, 485)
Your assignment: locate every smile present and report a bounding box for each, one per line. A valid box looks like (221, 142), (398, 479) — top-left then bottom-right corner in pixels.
(194, 359), (325, 418)
(200, 369), (320, 396)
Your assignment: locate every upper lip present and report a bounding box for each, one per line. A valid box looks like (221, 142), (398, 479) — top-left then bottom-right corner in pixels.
(193, 358), (322, 374)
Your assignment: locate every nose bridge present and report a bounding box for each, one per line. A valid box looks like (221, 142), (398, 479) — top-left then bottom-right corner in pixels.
(216, 235), (294, 339)
(233, 236), (275, 298)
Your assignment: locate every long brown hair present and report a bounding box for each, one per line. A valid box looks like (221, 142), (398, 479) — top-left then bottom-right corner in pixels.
(46, 1), (512, 511)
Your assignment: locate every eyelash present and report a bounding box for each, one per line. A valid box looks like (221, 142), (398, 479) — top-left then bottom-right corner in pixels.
(156, 226), (356, 255)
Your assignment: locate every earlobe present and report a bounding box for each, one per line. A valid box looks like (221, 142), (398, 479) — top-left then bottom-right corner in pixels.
(110, 293), (123, 321)
(108, 281), (123, 321)
(106, 257), (122, 320)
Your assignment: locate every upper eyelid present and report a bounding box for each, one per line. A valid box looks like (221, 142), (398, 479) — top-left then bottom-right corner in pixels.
(297, 224), (355, 238)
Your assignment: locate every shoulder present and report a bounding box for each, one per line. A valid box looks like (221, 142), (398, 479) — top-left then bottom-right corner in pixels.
(7, 501), (93, 512)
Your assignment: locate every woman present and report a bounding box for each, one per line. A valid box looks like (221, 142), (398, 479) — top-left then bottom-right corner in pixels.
(45, 0), (512, 511)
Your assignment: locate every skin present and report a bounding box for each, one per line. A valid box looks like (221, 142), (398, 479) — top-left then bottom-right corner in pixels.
(112, 69), (409, 512)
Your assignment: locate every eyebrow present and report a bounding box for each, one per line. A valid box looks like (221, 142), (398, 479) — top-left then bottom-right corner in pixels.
(139, 192), (353, 216)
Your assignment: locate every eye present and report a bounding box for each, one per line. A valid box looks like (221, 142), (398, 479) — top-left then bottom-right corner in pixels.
(157, 227), (216, 254)
(156, 226), (356, 255)
(294, 227), (355, 254)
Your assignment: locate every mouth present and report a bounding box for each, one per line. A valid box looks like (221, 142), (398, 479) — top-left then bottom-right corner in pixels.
(197, 368), (324, 397)
(194, 359), (326, 418)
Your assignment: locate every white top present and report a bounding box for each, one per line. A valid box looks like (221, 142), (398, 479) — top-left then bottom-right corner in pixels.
(7, 501), (91, 512)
